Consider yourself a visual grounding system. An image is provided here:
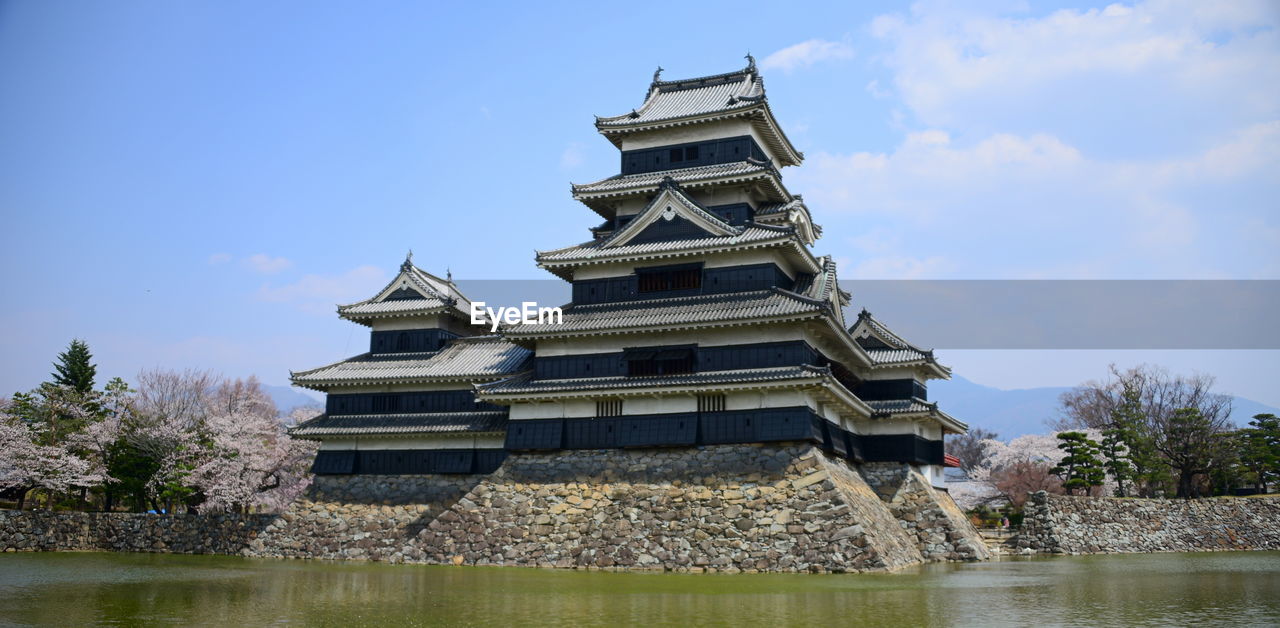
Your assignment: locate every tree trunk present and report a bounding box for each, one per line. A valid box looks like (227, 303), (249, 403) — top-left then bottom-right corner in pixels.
(1178, 470), (1194, 499)
(17, 488), (30, 511)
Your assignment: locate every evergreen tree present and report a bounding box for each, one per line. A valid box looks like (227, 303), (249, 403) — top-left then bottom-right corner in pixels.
(51, 339), (97, 394)
(1238, 414), (1280, 493)
(1051, 431), (1106, 495)
(1099, 426), (1136, 497)
(1159, 407), (1225, 498)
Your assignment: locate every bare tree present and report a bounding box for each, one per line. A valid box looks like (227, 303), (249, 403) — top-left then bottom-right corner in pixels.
(946, 427), (1000, 475)
(1057, 364), (1233, 497)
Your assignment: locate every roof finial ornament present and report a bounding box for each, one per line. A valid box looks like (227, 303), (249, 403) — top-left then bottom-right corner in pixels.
(745, 52), (756, 72)
(652, 66), (663, 83)
(446, 267), (453, 283)
(402, 249), (414, 271)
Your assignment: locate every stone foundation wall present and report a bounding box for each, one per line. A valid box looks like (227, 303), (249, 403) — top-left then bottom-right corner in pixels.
(1017, 491), (1280, 554)
(1, 445), (989, 573)
(0, 510), (273, 554)
(860, 462), (991, 562)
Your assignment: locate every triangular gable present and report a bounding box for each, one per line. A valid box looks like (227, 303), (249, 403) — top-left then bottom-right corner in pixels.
(849, 310), (933, 363)
(341, 255), (464, 312)
(604, 179), (737, 248)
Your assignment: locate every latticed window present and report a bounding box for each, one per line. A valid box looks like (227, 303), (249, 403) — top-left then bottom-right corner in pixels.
(626, 347), (695, 376)
(637, 266), (701, 293)
(596, 399), (622, 417)
(697, 394), (726, 413)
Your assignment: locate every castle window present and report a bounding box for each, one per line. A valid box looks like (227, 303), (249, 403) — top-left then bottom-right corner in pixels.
(626, 347), (695, 377)
(670, 148), (684, 163)
(371, 395), (401, 412)
(596, 399), (622, 417)
(685, 145), (699, 160)
(637, 266), (701, 293)
(697, 394), (725, 413)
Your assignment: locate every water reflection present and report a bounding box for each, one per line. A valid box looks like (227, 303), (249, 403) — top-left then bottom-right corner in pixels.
(1, 552), (1277, 626)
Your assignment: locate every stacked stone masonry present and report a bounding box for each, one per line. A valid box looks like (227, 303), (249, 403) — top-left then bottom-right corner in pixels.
(1, 445), (989, 573)
(1016, 491), (1280, 554)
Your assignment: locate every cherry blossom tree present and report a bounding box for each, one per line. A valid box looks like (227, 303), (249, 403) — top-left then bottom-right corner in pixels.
(965, 430), (1114, 507)
(183, 377), (317, 513)
(0, 407), (102, 510)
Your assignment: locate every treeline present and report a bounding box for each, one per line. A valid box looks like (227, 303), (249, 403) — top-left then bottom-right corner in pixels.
(0, 340), (318, 513)
(948, 364), (1280, 503)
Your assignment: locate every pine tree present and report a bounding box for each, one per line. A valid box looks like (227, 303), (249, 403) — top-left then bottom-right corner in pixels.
(1109, 382), (1163, 496)
(1238, 414), (1280, 493)
(1160, 407), (1223, 498)
(51, 339), (97, 394)
(1051, 431), (1106, 495)
(1099, 426), (1136, 497)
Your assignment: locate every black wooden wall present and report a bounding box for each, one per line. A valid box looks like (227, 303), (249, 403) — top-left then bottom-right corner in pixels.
(502, 407), (943, 466)
(370, 329), (459, 354)
(856, 379), (928, 401)
(620, 135), (769, 175)
(571, 262), (795, 305)
(311, 449), (508, 475)
(326, 390), (501, 415)
(532, 340), (822, 380)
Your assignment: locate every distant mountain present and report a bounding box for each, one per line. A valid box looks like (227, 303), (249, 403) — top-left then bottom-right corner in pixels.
(930, 375), (1279, 438)
(263, 384), (323, 415)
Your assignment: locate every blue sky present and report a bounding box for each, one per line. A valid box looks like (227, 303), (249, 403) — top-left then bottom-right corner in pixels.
(1, 1), (1277, 409)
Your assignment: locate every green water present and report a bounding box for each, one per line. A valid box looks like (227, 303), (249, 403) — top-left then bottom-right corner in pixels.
(0, 552), (1278, 627)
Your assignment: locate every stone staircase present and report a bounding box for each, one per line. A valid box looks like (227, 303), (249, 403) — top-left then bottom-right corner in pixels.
(977, 528), (1023, 555)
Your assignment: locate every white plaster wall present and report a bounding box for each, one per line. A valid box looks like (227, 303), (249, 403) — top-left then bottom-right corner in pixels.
(509, 395), (698, 420)
(852, 418), (920, 436)
(368, 315), (449, 332)
(317, 435), (505, 450)
(535, 324), (808, 357)
(327, 381), (482, 394)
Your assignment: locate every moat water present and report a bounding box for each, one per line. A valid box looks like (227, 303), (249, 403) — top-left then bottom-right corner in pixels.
(1, 551), (1278, 626)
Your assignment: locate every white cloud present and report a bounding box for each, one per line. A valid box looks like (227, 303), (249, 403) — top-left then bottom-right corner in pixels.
(796, 124), (1279, 279)
(761, 39), (855, 72)
(869, 1), (1280, 150)
(243, 253), (293, 274)
(560, 142), (585, 171)
(207, 252), (232, 265)
(256, 265), (387, 314)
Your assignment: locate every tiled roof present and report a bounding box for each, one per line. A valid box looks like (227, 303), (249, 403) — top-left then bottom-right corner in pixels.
(572, 160), (779, 198)
(754, 198), (803, 217)
(337, 259), (474, 323)
(501, 288), (826, 338)
(863, 348), (931, 364)
(538, 224), (794, 264)
(851, 309), (940, 369)
(289, 411), (507, 438)
(338, 299), (451, 316)
(478, 364), (831, 396)
(866, 398), (937, 416)
(592, 60), (802, 170)
(865, 397), (968, 432)
(291, 336), (532, 389)
(596, 68), (765, 128)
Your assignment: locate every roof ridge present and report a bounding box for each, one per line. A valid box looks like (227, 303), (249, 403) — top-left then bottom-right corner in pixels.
(290, 352), (373, 378)
(592, 177), (737, 249)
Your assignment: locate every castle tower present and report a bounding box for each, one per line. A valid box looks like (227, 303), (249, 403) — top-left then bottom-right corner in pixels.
(289, 255), (531, 475)
(479, 58), (966, 487)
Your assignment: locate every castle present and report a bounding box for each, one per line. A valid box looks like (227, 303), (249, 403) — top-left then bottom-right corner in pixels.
(285, 58), (987, 572)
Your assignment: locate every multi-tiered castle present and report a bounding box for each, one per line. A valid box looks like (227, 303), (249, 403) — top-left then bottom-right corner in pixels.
(291, 57), (966, 490)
